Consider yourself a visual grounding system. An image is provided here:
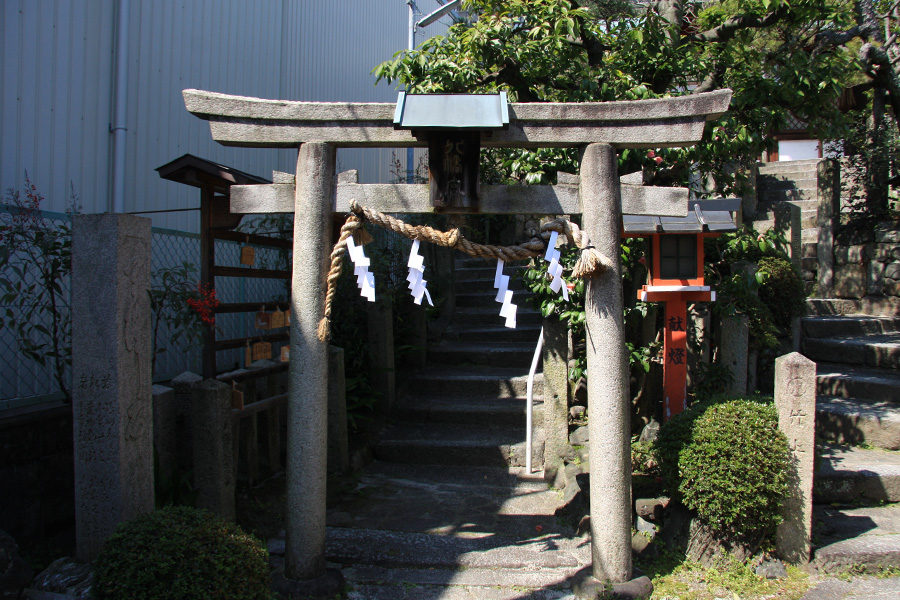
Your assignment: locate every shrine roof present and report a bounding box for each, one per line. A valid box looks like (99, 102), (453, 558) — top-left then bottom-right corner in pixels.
(622, 198), (740, 234)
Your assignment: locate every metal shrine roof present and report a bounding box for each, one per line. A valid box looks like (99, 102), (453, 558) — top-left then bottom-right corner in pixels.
(622, 197), (741, 234)
(393, 92), (510, 130)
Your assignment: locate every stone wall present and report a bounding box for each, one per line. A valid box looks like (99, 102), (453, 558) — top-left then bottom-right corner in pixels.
(833, 221), (900, 301)
(0, 404), (75, 554)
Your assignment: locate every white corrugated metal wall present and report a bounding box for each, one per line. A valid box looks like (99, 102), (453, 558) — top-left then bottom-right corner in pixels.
(1, 0), (451, 230)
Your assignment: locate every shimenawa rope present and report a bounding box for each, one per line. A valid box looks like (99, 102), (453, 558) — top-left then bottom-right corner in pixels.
(316, 201), (613, 341)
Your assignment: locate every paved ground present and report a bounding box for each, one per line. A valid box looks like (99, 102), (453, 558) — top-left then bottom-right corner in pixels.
(800, 576), (900, 600)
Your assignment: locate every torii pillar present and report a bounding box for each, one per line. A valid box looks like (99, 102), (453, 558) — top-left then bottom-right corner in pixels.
(581, 144), (632, 583)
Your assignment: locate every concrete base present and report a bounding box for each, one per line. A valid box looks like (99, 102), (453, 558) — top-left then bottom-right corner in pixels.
(571, 567), (653, 599)
(271, 568), (345, 599)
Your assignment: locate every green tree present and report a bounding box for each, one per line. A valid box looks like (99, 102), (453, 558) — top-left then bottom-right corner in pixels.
(375, 0), (861, 196)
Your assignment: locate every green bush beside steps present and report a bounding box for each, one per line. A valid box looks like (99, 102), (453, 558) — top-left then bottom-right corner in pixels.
(93, 506), (271, 600)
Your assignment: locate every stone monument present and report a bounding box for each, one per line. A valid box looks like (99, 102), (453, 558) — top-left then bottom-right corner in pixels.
(71, 214), (154, 562)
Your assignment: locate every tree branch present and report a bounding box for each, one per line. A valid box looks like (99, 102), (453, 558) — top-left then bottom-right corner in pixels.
(682, 5), (789, 45)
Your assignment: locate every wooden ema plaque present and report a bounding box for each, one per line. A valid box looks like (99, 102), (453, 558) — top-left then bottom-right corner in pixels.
(270, 309), (285, 329)
(240, 245), (256, 266)
(252, 341), (272, 361)
(231, 381), (244, 410)
(255, 311), (272, 329)
(280, 345), (289, 363)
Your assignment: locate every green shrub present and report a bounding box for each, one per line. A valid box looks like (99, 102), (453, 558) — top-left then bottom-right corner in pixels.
(655, 398), (790, 537)
(757, 256), (806, 330)
(93, 506), (271, 600)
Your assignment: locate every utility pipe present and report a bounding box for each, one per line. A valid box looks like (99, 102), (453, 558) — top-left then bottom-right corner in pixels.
(406, 0), (416, 183)
(111, 0), (130, 213)
(525, 327), (544, 474)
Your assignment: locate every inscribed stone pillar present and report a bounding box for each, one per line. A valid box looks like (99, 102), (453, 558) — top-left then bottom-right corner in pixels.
(775, 352), (816, 564)
(580, 143), (632, 584)
(817, 160), (841, 297)
(286, 142), (335, 581)
(71, 214), (153, 562)
(719, 313), (749, 395)
(328, 345), (350, 473)
(192, 379), (235, 520)
(542, 317), (570, 481)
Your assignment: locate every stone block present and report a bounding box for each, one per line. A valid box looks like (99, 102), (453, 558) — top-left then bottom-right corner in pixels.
(541, 317), (570, 476)
(884, 262), (900, 280)
(868, 261), (885, 295)
(833, 264), (867, 299)
(875, 228), (900, 243)
(885, 278), (900, 297)
(718, 314), (749, 395)
(892, 246), (900, 261)
(833, 244), (867, 265)
(868, 244), (894, 262)
(152, 385), (177, 489)
(191, 379), (235, 521)
(774, 352), (816, 565)
(71, 213), (154, 562)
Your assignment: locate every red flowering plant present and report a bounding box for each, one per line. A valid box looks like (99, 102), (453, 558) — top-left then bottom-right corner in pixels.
(0, 173), (80, 401)
(149, 263), (220, 377)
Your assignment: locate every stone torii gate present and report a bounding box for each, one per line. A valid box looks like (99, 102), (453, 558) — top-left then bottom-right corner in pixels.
(183, 88), (731, 594)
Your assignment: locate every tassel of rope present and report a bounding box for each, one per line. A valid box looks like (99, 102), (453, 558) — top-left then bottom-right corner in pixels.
(316, 201), (614, 341)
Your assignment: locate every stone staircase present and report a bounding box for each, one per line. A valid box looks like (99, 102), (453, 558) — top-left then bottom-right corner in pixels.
(755, 159), (820, 246)
(306, 258), (591, 598)
(374, 258), (546, 469)
(799, 307), (900, 573)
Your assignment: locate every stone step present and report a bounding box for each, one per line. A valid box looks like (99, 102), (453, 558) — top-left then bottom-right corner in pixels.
(750, 212), (817, 230)
(456, 257), (521, 270)
(817, 396), (900, 451)
(455, 265), (527, 281)
(812, 504), (900, 574)
(757, 159), (821, 172)
(407, 365), (544, 398)
(340, 566), (579, 599)
(757, 176), (818, 191)
(294, 526), (588, 571)
(802, 315), (900, 338)
(373, 423), (546, 468)
(455, 277), (528, 294)
(444, 323), (543, 344)
(749, 220), (819, 243)
(803, 333), (900, 370)
(814, 444), (900, 504)
(456, 290), (536, 308)
(428, 341), (538, 368)
(393, 395), (544, 428)
(452, 306), (543, 327)
(806, 299), (863, 316)
(815, 363), (900, 404)
(757, 188), (818, 203)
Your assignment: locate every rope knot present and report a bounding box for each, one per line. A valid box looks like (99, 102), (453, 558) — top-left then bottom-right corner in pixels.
(446, 228), (461, 248)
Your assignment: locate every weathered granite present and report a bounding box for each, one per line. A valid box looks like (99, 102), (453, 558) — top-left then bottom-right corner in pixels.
(774, 353), (816, 564)
(542, 317), (571, 480)
(327, 346), (349, 474)
(581, 143), (632, 584)
(231, 179), (690, 217)
(834, 264), (867, 299)
(192, 379), (235, 520)
(71, 214), (153, 562)
(718, 314), (749, 395)
(286, 142), (335, 582)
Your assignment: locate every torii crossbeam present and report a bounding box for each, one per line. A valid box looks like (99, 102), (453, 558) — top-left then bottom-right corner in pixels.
(184, 88), (732, 596)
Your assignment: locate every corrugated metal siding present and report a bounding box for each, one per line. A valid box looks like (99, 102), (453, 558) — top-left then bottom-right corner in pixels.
(1, 0), (452, 230)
